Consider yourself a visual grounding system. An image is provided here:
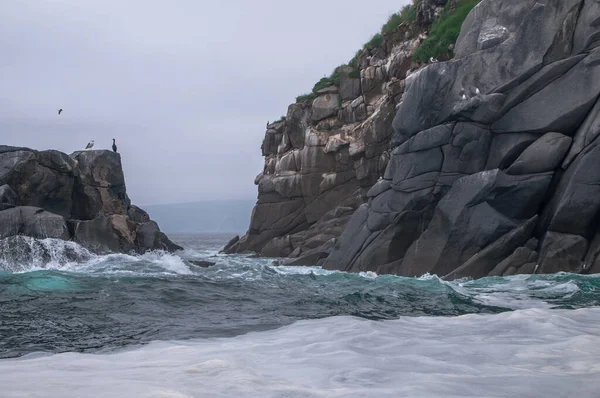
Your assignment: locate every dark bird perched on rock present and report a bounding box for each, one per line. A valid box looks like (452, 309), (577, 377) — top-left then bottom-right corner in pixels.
(85, 140), (95, 150)
(112, 138), (117, 153)
(58, 109), (63, 115)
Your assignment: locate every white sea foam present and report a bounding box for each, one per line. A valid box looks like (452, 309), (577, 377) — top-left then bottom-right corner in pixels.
(1, 308), (599, 398)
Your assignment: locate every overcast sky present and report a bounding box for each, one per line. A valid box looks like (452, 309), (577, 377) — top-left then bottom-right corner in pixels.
(1, 0), (408, 206)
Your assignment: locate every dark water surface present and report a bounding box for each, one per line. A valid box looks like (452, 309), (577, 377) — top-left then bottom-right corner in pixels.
(1, 233), (600, 359)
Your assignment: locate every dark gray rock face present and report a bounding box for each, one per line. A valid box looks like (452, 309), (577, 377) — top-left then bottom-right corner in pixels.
(190, 260), (217, 268)
(0, 184), (17, 210)
(0, 147), (77, 218)
(321, 0), (600, 279)
(0, 147), (180, 254)
(487, 244), (538, 277)
(71, 150), (129, 220)
(233, 0), (600, 279)
(221, 235), (240, 253)
(339, 66), (361, 101)
(444, 217), (539, 280)
(538, 231), (588, 274)
(0, 207), (70, 240)
(261, 235), (293, 257)
(128, 205), (150, 223)
(506, 133), (572, 175)
(397, 171), (551, 278)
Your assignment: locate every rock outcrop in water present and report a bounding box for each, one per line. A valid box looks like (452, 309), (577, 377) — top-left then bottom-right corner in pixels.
(0, 146), (181, 254)
(230, 0), (600, 279)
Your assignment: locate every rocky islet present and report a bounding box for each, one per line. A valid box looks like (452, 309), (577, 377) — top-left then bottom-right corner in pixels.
(0, 146), (181, 255)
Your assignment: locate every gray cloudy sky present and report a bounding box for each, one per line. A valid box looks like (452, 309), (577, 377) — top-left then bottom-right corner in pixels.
(1, 0), (408, 205)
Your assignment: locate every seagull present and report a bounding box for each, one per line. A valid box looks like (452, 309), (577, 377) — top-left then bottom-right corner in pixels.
(475, 87), (481, 95)
(429, 57), (438, 63)
(459, 88), (467, 100)
(85, 140), (95, 150)
(58, 109), (63, 115)
(112, 138), (117, 153)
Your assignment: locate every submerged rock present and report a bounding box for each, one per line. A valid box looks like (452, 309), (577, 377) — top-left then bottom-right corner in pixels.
(189, 260), (217, 268)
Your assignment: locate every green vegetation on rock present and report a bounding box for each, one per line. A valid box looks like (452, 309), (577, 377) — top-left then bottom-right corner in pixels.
(312, 66), (344, 93)
(290, 0), (478, 106)
(413, 0), (481, 63)
(348, 69), (360, 79)
(296, 93), (315, 103)
(382, 4), (417, 35)
(293, 3), (419, 104)
(365, 33), (383, 50)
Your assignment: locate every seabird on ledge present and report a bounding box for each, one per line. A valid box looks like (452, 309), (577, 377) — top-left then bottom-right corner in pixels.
(112, 138), (117, 153)
(85, 140), (95, 150)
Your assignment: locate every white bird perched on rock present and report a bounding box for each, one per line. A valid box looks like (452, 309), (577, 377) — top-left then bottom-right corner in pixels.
(85, 140), (95, 150)
(475, 87), (481, 95)
(459, 88), (467, 100)
(429, 57), (438, 63)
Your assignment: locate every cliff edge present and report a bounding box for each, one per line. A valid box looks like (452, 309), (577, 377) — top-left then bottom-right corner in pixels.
(225, 1), (445, 260)
(0, 146), (181, 254)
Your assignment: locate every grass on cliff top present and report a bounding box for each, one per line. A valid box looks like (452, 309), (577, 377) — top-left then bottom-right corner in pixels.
(296, 93), (315, 103)
(348, 3), (416, 67)
(413, 0), (481, 63)
(293, 3), (417, 105)
(312, 66), (344, 93)
(382, 4), (417, 35)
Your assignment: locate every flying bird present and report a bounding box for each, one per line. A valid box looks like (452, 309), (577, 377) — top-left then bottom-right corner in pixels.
(112, 138), (117, 153)
(85, 140), (95, 150)
(58, 109), (63, 115)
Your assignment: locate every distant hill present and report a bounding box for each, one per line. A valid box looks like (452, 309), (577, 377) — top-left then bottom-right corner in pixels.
(143, 200), (255, 233)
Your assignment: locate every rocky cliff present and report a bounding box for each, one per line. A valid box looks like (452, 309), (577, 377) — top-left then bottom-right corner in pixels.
(230, 0), (600, 279)
(225, 1), (439, 261)
(0, 146), (181, 254)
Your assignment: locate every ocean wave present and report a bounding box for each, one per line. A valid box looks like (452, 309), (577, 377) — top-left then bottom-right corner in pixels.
(2, 308), (599, 397)
(0, 236), (195, 276)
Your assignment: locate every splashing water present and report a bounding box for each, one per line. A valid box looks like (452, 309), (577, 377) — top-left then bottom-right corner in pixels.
(0, 233), (599, 396)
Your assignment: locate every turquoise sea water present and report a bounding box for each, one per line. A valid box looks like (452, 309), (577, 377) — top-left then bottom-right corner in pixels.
(1, 233), (599, 397)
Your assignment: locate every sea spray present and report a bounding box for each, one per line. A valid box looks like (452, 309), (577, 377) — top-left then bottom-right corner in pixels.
(0, 236), (92, 272)
(1, 232), (600, 396)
